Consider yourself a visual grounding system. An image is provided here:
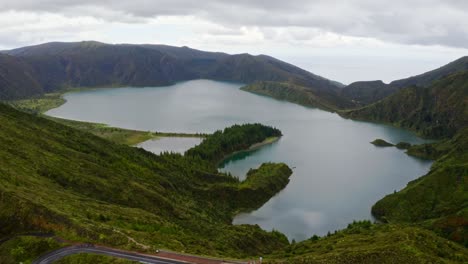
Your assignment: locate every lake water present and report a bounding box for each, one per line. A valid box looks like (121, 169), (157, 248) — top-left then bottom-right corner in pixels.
(136, 137), (203, 155)
(46, 80), (432, 241)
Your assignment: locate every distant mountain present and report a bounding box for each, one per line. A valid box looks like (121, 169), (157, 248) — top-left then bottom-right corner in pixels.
(0, 54), (43, 100)
(390, 56), (468, 88)
(340, 80), (391, 105)
(342, 72), (468, 138)
(341, 56), (468, 105)
(0, 41), (343, 101)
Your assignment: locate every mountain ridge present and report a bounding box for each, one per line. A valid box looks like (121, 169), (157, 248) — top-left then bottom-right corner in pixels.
(341, 56), (468, 105)
(0, 41), (346, 106)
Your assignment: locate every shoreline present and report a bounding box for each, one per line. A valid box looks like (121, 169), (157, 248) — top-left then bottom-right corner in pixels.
(217, 136), (280, 167)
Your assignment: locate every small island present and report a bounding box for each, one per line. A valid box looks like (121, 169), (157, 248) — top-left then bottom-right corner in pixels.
(370, 139), (394, 147)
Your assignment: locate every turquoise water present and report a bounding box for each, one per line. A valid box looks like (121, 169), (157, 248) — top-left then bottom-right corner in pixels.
(46, 79), (432, 241)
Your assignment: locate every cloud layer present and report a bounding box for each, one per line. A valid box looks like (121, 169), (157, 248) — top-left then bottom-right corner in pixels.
(1, 0), (468, 48)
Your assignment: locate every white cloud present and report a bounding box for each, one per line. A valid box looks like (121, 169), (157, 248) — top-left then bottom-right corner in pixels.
(0, 1), (467, 83)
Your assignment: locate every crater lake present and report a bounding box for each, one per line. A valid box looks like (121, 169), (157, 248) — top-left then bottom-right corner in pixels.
(46, 79), (432, 241)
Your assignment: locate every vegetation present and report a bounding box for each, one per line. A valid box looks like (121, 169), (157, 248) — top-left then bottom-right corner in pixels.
(0, 103), (292, 260)
(6, 92), (65, 114)
(0, 54), (43, 100)
(340, 56), (468, 105)
(0, 236), (63, 264)
(50, 118), (159, 145)
(370, 139), (394, 147)
(0, 41), (343, 101)
(340, 80), (395, 106)
(264, 223), (468, 263)
(341, 72), (468, 138)
(395, 142), (412, 149)
(390, 56), (468, 90)
(241, 81), (355, 111)
(185, 123), (282, 164)
(372, 128), (468, 246)
(1, 43), (467, 262)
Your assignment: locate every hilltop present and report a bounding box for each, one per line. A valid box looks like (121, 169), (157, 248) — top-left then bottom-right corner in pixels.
(340, 56), (468, 105)
(0, 41), (347, 109)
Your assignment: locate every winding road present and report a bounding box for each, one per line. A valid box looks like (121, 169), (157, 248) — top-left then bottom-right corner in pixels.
(32, 244), (248, 264)
(32, 245), (187, 264)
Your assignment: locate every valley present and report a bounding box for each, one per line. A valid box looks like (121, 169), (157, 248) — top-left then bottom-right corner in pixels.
(0, 41), (466, 263)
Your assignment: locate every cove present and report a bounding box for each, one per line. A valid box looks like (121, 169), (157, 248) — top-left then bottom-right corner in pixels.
(46, 79), (432, 241)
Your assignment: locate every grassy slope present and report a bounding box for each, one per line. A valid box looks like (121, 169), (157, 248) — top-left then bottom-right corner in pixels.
(0, 236), (63, 264)
(265, 222), (468, 264)
(372, 128), (468, 246)
(1, 41), (344, 101)
(262, 72), (468, 262)
(0, 103), (293, 261)
(340, 73), (468, 246)
(241, 81), (355, 111)
(341, 72), (468, 138)
(340, 56), (468, 105)
(7, 92), (65, 114)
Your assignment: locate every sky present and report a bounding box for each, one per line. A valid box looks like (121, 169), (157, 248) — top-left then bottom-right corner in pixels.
(1, 0), (467, 84)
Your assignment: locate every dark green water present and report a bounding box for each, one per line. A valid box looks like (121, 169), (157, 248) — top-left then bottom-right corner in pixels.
(46, 80), (432, 241)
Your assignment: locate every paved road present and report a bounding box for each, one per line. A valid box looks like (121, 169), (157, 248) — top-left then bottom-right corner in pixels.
(32, 245), (189, 264)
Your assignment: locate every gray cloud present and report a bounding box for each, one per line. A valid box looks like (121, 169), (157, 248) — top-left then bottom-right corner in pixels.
(1, 0), (468, 48)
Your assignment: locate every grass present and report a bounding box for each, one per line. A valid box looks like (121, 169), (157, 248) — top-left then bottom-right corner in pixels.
(7, 93), (65, 114)
(0, 236), (64, 264)
(0, 104), (292, 260)
(241, 81), (340, 112)
(372, 128), (468, 246)
(265, 223), (468, 263)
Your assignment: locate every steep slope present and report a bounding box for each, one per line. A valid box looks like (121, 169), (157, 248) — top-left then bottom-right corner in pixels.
(0, 54), (43, 99)
(372, 128), (468, 246)
(0, 103), (292, 257)
(341, 56), (468, 104)
(5, 42), (192, 92)
(241, 81), (354, 111)
(340, 72), (468, 246)
(391, 56), (468, 88)
(266, 222), (468, 263)
(341, 72), (468, 138)
(1, 41), (344, 104)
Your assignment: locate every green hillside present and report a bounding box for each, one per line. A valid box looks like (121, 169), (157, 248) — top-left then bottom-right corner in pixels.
(340, 80), (394, 106)
(372, 128), (468, 246)
(2, 98), (467, 263)
(241, 81), (355, 111)
(341, 72), (468, 138)
(265, 222), (467, 263)
(340, 56), (468, 105)
(0, 54), (43, 100)
(0, 41), (343, 102)
(0, 103), (293, 260)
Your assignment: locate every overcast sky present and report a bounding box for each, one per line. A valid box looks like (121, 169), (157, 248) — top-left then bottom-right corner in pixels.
(1, 0), (467, 84)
